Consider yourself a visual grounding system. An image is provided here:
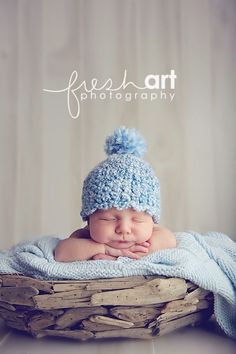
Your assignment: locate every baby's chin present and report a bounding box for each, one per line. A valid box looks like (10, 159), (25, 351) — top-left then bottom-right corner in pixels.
(107, 241), (135, 249)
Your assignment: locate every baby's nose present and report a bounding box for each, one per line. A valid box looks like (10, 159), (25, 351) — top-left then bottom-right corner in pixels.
(116, 220), (131, 235)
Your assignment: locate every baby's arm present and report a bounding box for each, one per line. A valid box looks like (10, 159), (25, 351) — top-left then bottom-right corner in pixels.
(54, 237), (105, 262)
(148, 225), (176, 253)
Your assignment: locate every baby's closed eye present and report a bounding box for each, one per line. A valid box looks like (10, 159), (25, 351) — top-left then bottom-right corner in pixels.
(132, 218), (145, 223)
(100, 217), (116, 221)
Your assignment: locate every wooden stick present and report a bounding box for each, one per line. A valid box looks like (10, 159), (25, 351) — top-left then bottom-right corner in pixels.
(110, 306), (160, 322)
(185, 287), (211, 300)
(91, 278), (187, 306)
(0, 286), (38, 306)
(0, 274), (53, 293)
(81, 319), (123, 332)
(95, 328), (153, 339)
(28, 313), (56, 331)
(33, 289), (97, 310)
(86, 278), (149, 291)
(156, 310), (212, 336)
(0, 301), (16, 311)
(56, 306), (108, 329)
(34, 329), (94, 340)
(89, 315), (134, 328)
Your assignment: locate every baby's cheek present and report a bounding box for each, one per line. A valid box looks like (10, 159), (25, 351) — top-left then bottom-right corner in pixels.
(90, 226), (103, 242)
(135, 230), (148, 243)
(90, 225), (112, 243)
(135, 227), (151, 242)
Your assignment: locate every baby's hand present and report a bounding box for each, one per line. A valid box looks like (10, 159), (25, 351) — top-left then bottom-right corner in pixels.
(129, 241), (150, 253)
(104, 242), (150, 260)
(104, 244), (139, 259)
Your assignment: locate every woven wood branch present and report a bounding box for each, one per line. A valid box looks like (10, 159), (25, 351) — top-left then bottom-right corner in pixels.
(0, 273), (214, 341)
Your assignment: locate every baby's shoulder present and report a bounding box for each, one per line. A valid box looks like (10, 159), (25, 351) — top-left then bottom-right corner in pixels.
(69, 226), (91, 239)
(150, 224), (176, 250)
(153, 224), (165, 232)
(152, 224), (175, 239)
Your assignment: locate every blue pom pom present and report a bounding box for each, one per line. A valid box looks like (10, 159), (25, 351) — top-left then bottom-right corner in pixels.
(104, 126), (147, 158)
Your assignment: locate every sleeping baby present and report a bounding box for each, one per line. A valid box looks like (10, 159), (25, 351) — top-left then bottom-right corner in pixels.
(54, 127), (176, 261)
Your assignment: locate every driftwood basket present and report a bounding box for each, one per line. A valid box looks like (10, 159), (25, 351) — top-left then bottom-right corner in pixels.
(0, 273), (214, 341)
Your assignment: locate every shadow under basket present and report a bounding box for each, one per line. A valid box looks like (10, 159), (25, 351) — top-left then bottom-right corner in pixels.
(0, 273), (214, 341)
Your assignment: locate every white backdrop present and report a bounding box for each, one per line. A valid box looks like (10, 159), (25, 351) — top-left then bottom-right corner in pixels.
(0, 0), (235, 249)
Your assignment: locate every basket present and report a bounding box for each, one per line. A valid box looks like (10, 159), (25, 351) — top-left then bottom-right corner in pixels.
(0, 273), (214, 341)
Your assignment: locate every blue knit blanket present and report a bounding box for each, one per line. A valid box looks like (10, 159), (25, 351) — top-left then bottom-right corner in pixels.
(0, 231), (235, 339)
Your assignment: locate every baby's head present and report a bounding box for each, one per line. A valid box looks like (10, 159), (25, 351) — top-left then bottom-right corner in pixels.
(80, 127), (160, 246)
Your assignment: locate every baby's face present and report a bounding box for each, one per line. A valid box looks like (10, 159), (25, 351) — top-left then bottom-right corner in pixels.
(88, 208), (154, 249)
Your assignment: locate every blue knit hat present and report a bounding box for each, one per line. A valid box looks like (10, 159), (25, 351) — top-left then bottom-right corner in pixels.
(80, 127), (160, 223)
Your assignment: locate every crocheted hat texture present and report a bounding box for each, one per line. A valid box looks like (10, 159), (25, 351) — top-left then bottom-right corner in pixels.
(80, 127), (160, 223)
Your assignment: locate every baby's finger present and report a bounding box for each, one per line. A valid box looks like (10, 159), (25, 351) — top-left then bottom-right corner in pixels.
(105, 246), (124, 257)
(122, 250), (140, 259)
(130, 245), (149, 253)
(137, 241), (150, 247)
